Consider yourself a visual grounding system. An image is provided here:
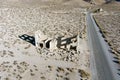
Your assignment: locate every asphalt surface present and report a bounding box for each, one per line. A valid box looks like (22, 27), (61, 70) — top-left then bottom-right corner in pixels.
(86, 12), (119, 80)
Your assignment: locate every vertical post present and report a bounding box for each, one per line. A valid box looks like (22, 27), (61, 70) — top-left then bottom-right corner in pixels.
(49, 39), (58, 52)
(77, 32), (80, 53)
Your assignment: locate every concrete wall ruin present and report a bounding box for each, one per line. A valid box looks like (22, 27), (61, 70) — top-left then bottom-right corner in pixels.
(35, 30), (83, 52)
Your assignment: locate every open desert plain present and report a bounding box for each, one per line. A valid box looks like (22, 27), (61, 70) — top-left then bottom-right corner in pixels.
(0, 0), (120, 80)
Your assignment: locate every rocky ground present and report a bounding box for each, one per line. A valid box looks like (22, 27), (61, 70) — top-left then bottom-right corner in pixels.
(0, 0), (91, 80)
(93, 1), (120, 68)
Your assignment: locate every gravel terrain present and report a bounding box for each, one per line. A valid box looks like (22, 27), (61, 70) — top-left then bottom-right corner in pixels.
(94, 2), (120, 64)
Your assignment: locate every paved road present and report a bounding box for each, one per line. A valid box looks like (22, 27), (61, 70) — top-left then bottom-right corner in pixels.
(86, 12), (119, 80)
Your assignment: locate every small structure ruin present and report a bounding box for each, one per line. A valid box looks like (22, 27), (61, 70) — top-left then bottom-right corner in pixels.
(35, 30), (82, 52)
(35, 30), (49, 48)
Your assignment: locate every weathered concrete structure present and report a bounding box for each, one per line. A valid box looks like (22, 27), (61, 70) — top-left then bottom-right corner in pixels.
(35, 30), (84, 52)
(49, 39), (58, 51)
(35, 30), (48, 49)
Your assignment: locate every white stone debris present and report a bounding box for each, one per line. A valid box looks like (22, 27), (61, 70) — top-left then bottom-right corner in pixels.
(100, 8), (103, 12)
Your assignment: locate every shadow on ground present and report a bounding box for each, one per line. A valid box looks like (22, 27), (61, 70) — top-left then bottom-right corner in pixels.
(57, 35), (77, 50)
(113, 57), (120, 76)
(19, 34), (78, 51)
(117, 69), (120, 76)
(19, 34), (35, 46)
(113, 56), (120, 64)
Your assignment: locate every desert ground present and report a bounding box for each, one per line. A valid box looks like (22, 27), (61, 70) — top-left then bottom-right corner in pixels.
(0, 0), (92, 80)
(1, 0), (119, 80)
(93, 1), (120, 71)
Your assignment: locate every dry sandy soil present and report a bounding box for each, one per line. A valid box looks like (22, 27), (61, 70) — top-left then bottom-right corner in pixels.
(94, 1), (120, 66)
(0, 0), (91, 80)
